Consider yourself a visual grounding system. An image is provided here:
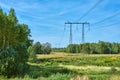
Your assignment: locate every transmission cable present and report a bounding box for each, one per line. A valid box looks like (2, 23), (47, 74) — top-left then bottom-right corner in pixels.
(92, 21), (120, 30)
(92, 12), (120, 26)
(77, 0), (103, 21)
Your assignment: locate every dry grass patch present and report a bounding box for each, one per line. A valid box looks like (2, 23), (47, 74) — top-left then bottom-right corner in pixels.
(110, 76), (120, 80)
(59, 64), (120, 71)
(71, 75), (89, 80)
(37, 52), (120, 59)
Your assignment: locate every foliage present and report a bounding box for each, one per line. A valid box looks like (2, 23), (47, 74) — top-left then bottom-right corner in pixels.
(89, 75), (110, 80)
(37, 53), (120, 67)
(110, 67), (117, 73)
(25, 57), (120, 79)
(33, 42), (52, 54)
(28, 65), (74, 78)
(27, 46), (36, 62)
(66, 41), (120, 54)
(0, 8), (32, 49)
(66, 44), (77, 53)
(42, 42), (52, 54)
(52, 48), (66, 52)
(0, 8), (31, 77)
(0, 45), (29, 77)
(33, 42), (42, 54)
(1, 53), (120, 79)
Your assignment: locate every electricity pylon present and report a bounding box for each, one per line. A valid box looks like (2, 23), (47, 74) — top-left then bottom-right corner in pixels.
(65, 21), (90, 44)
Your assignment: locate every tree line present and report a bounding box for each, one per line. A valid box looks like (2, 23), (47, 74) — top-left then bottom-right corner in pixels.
(66, 41), (120, 54)
(53, 41), (120, 54)
(52, 48), (66, 52)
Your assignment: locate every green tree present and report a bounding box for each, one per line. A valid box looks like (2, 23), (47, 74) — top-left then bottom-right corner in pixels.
(42, 42), (51, 54)
(33, 42), (42, 54)
(27, 46), (36, 62)
(16, 24), (32, 47)
(0, 8), (31, 77)
(81, 43), (90, 53)
(66, 44), (76, 53)
(111, 43), (119, 54)
(66, 41), (120, 54)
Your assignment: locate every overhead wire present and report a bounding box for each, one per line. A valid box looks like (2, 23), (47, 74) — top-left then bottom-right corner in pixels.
(74, 0), (103, 42)
(77, 0), (103, 21)
(91, 12), (120, 26)
(92, 21), (120, 30)
(61, 0), (120, 46)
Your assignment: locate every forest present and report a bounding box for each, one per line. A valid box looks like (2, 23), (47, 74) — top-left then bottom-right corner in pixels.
(66, 41), (120, 54)
(53, 41), (120, 54)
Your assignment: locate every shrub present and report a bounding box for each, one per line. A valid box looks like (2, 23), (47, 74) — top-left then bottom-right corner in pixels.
(110, 67), (117, 73)
(0, 44), (29, 77)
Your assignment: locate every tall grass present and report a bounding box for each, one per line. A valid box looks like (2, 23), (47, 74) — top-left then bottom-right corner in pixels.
(1, 52), (120, 80)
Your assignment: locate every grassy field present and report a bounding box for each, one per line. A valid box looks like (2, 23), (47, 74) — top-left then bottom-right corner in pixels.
(1, 52), (120, 80)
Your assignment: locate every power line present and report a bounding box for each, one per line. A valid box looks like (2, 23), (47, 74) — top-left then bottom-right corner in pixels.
(77, 0), (103, 21)
(92, 12), (120, 26)
(92, 21), (120, 30)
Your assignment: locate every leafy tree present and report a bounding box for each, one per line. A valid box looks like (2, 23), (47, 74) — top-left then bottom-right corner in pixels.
(81, 43), (90, 53)
(0, 8), (31, 77)
(27, 46), (36, 62)
(42, 42), (52, 54)
(111, 43), (119, 54)
(33, 42), (42, 54)
(75, 44), (80, 53)
(66, 44), (76, 53)
(16, 24), (32, 47)
(32, 42), (52, 54)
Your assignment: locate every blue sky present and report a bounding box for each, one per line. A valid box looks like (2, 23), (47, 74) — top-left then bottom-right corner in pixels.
(0, 0), (120, 47)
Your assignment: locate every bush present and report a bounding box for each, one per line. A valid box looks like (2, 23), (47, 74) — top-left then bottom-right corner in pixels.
(110, 67), (117, 73)
(0, 44), (29, 77)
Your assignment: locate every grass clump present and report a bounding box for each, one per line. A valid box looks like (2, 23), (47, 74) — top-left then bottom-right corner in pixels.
(47, 73), (71, 80)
